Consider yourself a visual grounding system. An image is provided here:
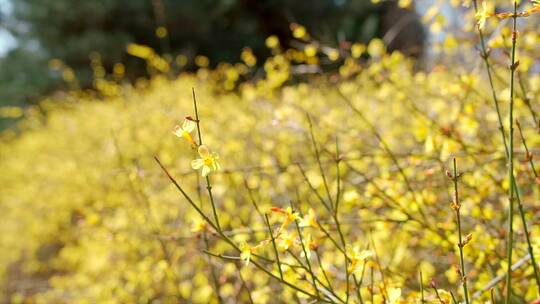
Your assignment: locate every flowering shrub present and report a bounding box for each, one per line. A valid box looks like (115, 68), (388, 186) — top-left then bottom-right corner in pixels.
(1, 1), (540, 303)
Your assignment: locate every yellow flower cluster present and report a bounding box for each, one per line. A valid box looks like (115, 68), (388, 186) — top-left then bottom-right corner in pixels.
(1, 3), (540, 303)
(173, 117), (220, 177)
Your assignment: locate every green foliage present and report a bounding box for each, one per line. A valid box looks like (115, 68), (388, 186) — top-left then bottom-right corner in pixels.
(1, 0), (424, 108)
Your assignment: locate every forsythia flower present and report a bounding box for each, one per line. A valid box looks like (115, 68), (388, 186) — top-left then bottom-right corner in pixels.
(173, 117), (197, 147)
(277, 231), (296, 252)
(271, 207), (300, 223)
(387, 287), (402, 304)
(191, 145), (220, 177)
(346, 246), (373, 274)
(299, 208), (317, 228)
(301, 233), (318, 259)
(191, 217), (207, 233)
(351, 43), (365, 58)
(265, 35), (280, 49)
(271, 206), (301, 234)
(239, 239), (272, 266)
(239, 242), (253, 266)
(291, 23), (307, 39)
(475, 1), (490, 29)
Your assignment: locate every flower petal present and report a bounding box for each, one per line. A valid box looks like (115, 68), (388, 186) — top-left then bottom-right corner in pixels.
(191, 159), (204, 170)
(173, 125), (183, 137)
(182, 131), (195, 146)
(212, 159), (220, 171)
(198, 145), (210, 158)
(182, 119), (196, 133)
(201, 165), (211, 177)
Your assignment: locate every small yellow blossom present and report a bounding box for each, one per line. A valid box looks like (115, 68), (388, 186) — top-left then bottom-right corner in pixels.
(351, 43), (365, 58)
(126, 43), (154, 59)
(398, 0), (412, 9)
(191, 145), (220, 177)
(367, 39), (385, 57)
(299, 208), (317, 228)
(173, 118), (197, 147)
(195, 55), (210, 68)
(346, 245), (373, 274)
(291, 24), (307, 39)
(304, 44), (317, 57)
(155, 26), (168, 38)
(239, 242), (253, 266)
(265, 35), (280, 49)
(277, 231), (296, 252)
(191, 217), (207, 233)
(327, 49), (340, 61)
(241, 48), (257, 66)
(284, 207), (301, 222)
(271, 206), (301, 227)
(387, 287), (402, 304)
(301, 233), (318, 259)
(475, 1), (490, 30)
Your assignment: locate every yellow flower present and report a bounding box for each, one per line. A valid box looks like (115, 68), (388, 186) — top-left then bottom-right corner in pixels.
(239, 242), (253, 266)
(191, 145), (220, 177)
(301, 233), (318, 259)
(291, 23), (307, 39)
(351, 43), (365, 58)
(277, 231), (296, 252)
(173, 118), (197, 147)
(387, 287), (401, 304)
(271, 206), (301, 233)
(265, 35), (280, 49)
(327, 49), (340, 61)
(398, 0), (412, 9)
(346, 245), (373, 274)
(304, 44), (317, 57)
(299, 208), (317, 228)
(475, 1), (490, 30)
(191, 217), (207, 233)
(284, 207), (300, 222)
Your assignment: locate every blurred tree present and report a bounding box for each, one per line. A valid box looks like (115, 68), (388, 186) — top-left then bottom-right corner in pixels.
(0, 48), (54, 106)
(1, 0), (424, 107)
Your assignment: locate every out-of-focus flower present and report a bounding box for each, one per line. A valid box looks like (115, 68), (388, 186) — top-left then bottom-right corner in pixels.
(304, 44), (318, 57)
(271, 206), (301, 226)
(351, 43), (365, 58)
(155, 26), (168, 38)
(346, 246), (373, 274)
(291, 23), (307, 39)
(277, 231), (296, 252)
(127, 43), (154, 59)
(191, 217), (207, 233)
(301, 233), (318, 259)
(173, 118), (197, 148)
(327, 49), (340, 61)
(241, 48), (257, 67)
(387, 287), (402, 304)
(398, 0), (412, 9)
(239, 242), (253, 266)
(475, 1), (490, 29)
(195, 55), (210, 68)
(265, 35), (280, 49)
(191, 145), (220, 177)
(299, 208), (317, 228)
